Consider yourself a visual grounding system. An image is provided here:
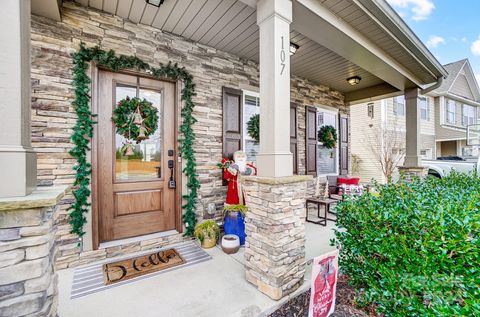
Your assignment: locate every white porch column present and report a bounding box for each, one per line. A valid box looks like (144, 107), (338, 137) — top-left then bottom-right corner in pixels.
(256, 0), (293, 177)
(244, 0), (311, 300)
(0, 0), (36, 197)
(404, 88), (422, 167)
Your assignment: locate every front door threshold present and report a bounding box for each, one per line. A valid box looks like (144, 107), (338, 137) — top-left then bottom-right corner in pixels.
(98, 229), (179, 249)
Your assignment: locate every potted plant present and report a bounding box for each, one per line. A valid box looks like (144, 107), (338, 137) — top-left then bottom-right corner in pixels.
(194, 220), (220, 249)
(223, 204), (247, 245)
(221, 234), (240, 254)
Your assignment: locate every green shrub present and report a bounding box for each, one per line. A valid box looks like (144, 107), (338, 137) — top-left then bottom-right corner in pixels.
(333, 172), (480, 316)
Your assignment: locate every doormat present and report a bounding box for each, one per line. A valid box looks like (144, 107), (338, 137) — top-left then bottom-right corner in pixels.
(103, 248), (185, 285)
(70, 241), (211, 299)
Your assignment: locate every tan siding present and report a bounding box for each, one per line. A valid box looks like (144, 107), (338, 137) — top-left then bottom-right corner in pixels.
(435, 97), (468, 140)
(421, 96), (435, 135)
(451, 73), (475, 100)
(350, 101), (385, 183)
(385, 97), (406, 133)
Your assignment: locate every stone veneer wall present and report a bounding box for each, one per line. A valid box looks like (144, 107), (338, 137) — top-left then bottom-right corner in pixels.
(242, 176), (311, 300)
(0, 188), (65, 317)
(30, 2), (346, 268)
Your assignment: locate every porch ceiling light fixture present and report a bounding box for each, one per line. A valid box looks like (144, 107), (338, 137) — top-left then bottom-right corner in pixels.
(145, 0), (164, 7)
(289, 42), (300, 55)
(347, 76), (361, 86)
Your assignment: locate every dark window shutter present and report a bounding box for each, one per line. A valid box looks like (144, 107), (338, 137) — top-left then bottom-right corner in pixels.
(222, 87), (243, 160)
(305, 106), (317, 176)
(339, 115), (349, 175)
(290, 103), (298, 174)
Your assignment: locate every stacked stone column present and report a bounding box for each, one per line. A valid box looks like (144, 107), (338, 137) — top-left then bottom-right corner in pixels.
(398, 166), (428, 181)
(0, 188), (65, 317)
(242, 175), (310, 300)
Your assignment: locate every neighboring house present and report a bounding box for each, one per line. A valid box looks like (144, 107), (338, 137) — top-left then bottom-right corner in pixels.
(430, 59), (480, 158)
(0, 0), (447, 313)
(351, 59), (480, 183)
(351, 94), (435, 183)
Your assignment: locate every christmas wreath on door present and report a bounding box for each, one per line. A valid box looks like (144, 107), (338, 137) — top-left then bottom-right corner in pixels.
(112, 96), (159, 155)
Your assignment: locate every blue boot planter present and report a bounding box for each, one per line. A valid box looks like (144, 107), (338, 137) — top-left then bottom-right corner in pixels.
(223, 205), (247, 245)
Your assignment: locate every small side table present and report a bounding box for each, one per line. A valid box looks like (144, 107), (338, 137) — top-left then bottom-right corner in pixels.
(305, 197), (337, 226)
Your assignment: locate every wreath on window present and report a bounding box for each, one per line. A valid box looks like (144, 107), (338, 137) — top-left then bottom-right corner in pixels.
(318, 125), (337, 149)
(112, 96), (159, 147)
(247, 113), (260, 143)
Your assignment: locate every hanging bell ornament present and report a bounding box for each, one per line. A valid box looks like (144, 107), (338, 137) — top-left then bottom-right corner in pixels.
(133, 108), (143, 125)
(124, 143), (135, 156)
(137, 125), (146, 140)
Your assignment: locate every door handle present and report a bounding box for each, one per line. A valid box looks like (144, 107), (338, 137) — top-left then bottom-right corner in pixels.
(168, 159), (176, 189)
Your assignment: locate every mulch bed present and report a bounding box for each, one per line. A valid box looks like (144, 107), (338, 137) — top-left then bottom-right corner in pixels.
(269, 276), (377, 317)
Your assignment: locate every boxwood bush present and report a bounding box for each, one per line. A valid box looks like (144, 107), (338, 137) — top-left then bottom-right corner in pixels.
(333, 173), (480, 316)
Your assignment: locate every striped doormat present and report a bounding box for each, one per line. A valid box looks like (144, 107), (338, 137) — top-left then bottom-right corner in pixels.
(70, 241), (211, 299)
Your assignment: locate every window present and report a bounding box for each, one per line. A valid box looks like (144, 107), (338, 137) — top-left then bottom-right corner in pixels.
(392, 148), (405, 155)
(393, 96), (405, 116)
(367, 103), (374, 119)
(446, 99), (456, 124)
(420, 149), (431, 159)
(420, 97), (429, 120)
(242, 92), (260, 161)
(317, 109), (338, 175)
(462, 104), (476, 126)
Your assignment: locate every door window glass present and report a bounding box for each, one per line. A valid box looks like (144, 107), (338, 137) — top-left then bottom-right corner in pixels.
(114, 84), (162, 181)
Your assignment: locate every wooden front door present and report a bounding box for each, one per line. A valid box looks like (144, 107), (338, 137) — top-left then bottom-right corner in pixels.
(96, 71), (176, 242)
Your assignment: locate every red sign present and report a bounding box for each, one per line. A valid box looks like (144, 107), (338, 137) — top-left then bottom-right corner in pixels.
(309, 250), (339, 317)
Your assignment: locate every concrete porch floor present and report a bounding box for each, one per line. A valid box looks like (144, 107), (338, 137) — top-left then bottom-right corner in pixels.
(57, 222), (337, 317)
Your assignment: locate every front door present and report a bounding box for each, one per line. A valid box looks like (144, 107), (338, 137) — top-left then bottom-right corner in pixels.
(96, 71), (176, 242)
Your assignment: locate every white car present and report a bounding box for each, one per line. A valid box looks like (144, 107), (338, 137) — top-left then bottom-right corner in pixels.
(423, 157), (480, 178)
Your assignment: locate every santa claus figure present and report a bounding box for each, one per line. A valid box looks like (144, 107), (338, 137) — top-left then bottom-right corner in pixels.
(218, 151), (256, 205)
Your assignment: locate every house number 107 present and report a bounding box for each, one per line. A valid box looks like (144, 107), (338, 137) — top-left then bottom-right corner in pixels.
(280, 36), (286, 75)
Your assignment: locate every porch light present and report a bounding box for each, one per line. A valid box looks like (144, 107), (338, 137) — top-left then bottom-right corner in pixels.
(289, 42), (299, 55)
(145, 0), (164, 7)
(347, 76), (361, 86)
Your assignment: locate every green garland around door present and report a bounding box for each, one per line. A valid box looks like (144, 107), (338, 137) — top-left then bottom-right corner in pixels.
(69, 43), (199, 237)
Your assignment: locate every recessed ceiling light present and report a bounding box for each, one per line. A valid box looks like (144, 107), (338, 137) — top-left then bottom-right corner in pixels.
(145, 0), (164, 7)
(346, 76), (361, 86)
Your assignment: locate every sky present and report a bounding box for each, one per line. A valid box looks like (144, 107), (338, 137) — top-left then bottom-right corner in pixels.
(386, 0), (480, 84)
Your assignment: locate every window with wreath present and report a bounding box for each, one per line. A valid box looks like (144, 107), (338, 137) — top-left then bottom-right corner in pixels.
(317, 110), (338, 175)
(243, 92), (260, 162)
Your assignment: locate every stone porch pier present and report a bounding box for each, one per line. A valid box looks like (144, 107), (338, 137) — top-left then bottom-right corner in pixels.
(242, 176), (310, 300)
(0, 2), (64, 316)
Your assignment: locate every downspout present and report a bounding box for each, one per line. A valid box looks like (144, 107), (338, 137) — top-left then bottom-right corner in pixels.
(421, 76), (444, 95)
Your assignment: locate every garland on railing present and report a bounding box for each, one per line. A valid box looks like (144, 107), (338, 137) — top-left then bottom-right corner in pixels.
(69, 43), (199, 237)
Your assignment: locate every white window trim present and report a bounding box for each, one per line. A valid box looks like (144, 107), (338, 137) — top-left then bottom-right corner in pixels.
(420, 97), (429, 121)
(242, 90), (260, 156)
(446, 99), (456, 125)
(316, 106), (339, 177)
(393, 96), (405, 117)
(462, 104), (476, 126)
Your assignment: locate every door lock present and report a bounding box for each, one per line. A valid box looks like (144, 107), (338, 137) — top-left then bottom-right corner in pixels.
(168, 159), (176, 189)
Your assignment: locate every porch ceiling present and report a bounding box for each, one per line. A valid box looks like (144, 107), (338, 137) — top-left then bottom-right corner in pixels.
(61, 0), (444, 103)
